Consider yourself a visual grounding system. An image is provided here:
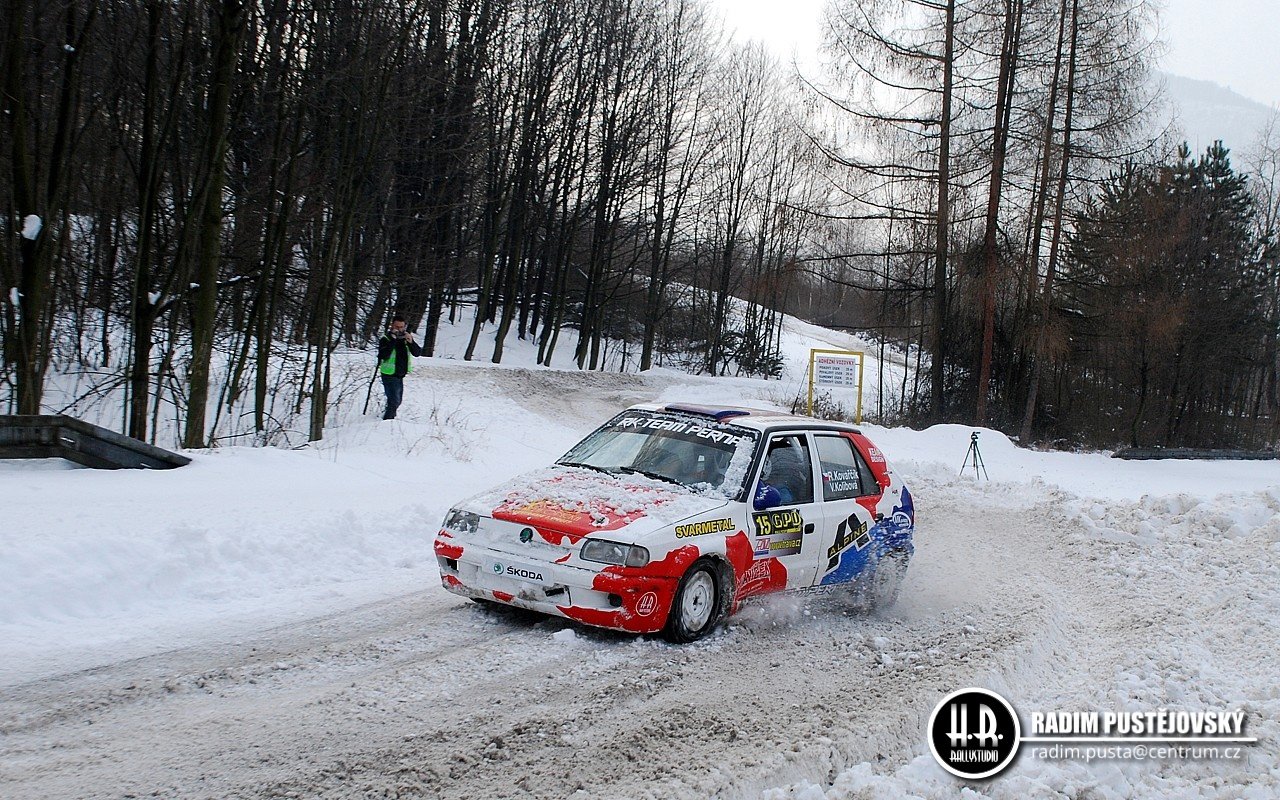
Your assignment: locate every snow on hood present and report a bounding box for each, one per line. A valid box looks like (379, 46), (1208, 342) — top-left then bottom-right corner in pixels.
(463, 466), (727, 542)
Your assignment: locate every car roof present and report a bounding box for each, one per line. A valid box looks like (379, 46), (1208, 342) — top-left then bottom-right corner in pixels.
(628, 402), (863, 435)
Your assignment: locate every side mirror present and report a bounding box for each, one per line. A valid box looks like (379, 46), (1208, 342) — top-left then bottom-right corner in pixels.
(754, 484), (782, 510)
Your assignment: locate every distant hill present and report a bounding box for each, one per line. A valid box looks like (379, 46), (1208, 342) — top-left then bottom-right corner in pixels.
(1159, 72), (1276, 157)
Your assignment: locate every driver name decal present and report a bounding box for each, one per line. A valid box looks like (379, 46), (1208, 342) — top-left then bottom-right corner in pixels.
(823, 468), (860, 495)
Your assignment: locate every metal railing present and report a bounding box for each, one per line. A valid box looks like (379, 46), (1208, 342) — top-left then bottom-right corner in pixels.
(0, 415), (191, 470)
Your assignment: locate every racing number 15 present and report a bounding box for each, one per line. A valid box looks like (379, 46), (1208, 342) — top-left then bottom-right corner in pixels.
(755, 512), (772, 538)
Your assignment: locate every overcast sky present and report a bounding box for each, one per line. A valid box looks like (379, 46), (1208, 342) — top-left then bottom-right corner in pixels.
(709, 0), (1280, 109)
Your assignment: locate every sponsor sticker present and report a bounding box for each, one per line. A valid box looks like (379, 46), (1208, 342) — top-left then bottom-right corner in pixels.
(826, 515), (870, 571)
(753, 509), (804, 557)
(612, 414), (748, 445)
(674, 518), (735, 538)
(741, 559), (771, 586)
(768, 536), (802, 554)
(753, 509), (803, 538)
(636, 591), (658, 616)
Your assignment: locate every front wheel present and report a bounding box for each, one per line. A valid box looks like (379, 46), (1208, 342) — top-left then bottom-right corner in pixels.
(663, 560), (725, 643)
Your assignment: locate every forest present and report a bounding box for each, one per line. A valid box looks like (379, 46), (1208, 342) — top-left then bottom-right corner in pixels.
(2, 0), (1277, 449)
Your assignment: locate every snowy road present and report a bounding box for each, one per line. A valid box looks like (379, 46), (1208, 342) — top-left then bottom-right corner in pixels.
(6, 472), (1273, 799)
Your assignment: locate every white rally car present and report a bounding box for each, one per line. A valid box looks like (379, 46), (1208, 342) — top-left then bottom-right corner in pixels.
(435, 403), (915, 642)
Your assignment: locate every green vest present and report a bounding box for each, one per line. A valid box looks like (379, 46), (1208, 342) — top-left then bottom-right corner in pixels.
(380, 337), (412, 375)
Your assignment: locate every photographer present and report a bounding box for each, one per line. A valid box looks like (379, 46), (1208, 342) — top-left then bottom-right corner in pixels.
(376, 315), (423, 420)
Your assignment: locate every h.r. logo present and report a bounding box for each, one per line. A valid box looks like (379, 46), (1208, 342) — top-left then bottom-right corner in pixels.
(929, 688), (1021, 779)
(949, 701), (1000, 748)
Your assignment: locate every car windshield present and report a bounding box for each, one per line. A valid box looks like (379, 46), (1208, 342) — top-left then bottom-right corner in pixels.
(558, 410), (758, 497)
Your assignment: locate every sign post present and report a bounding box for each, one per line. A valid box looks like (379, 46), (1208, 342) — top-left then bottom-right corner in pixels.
(807, 348), (865, 423)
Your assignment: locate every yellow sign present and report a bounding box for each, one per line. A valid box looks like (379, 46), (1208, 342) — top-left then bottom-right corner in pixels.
(807, 348), (865, 423)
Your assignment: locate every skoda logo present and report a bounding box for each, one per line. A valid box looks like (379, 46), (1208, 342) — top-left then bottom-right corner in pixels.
(492, 562), (504, 575)
(520, 527), (534, 544)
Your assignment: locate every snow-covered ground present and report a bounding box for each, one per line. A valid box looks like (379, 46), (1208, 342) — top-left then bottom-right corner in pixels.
(2, 316), (1279, 799)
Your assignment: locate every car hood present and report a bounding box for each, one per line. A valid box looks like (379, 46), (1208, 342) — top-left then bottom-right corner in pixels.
(460, 465), (730, 544)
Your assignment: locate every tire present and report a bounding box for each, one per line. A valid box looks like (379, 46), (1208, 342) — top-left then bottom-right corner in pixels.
(865, 549), (909, 611)
(663, 560), (726, 643)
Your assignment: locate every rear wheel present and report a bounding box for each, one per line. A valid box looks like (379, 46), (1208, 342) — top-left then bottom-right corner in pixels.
(663, 560), (725, 643)
(865, 550), (909, 610)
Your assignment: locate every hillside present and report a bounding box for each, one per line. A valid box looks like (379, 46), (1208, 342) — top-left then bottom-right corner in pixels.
(1161, 71), (1276, 155)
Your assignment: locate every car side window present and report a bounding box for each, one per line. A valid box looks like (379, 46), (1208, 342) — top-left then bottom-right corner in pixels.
(760, 434), (814, 505)
(816, 435), (863, 501)
(816, 434), (881, 499)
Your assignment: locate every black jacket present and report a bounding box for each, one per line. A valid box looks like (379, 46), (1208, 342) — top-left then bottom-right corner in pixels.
(377, 333), (423, 377)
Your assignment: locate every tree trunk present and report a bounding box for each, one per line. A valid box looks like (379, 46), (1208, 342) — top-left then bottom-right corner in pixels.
(975, 0), (1023, 425)
(929, 0), (955, 422)
(183, 0), (245, 449)
(1018, 0), (1079, 442)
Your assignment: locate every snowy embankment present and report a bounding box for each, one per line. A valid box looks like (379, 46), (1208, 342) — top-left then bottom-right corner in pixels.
(2, 314), (1279, 799)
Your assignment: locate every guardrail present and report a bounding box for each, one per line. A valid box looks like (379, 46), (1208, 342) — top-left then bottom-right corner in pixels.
(1112, 447), (1280, 461)
(0, 415), (191, 470)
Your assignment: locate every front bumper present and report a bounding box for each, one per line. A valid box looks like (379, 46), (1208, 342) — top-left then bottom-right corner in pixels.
(435, 536), (677, 634)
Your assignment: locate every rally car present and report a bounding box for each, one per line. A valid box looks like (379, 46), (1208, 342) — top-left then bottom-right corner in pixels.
(434, 403), (915, 642)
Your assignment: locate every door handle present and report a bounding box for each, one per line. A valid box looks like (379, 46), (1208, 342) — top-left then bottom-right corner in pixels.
(804, 523), (815, 534)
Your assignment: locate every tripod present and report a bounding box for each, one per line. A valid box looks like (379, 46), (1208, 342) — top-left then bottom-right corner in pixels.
(960, 431), (989, 480)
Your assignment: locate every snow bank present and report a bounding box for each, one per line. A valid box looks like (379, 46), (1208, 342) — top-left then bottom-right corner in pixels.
(0, 372), (584, 682)
(865, 422), (1280, 501)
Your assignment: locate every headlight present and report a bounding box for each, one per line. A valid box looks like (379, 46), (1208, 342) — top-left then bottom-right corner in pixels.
(442, 508), (480, 534)
(580, 538), (650, 568)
